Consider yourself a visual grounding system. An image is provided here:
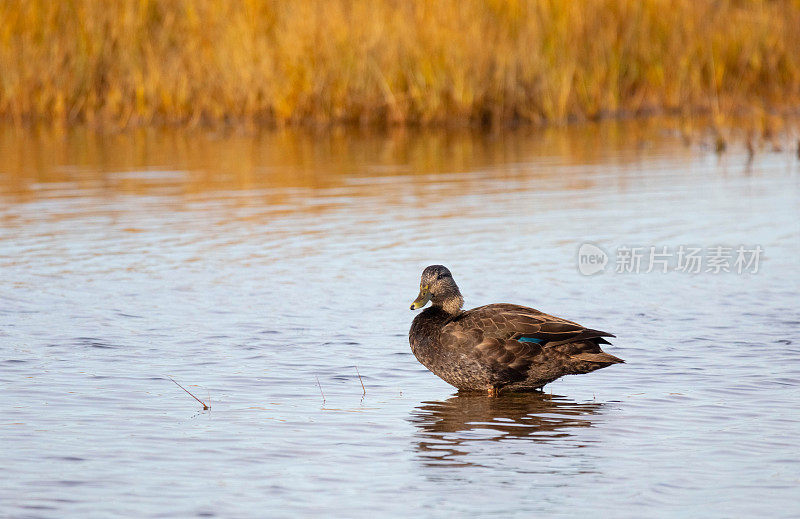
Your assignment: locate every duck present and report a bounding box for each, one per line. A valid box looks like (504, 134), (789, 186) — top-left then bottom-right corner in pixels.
(409, 265), (624, 396)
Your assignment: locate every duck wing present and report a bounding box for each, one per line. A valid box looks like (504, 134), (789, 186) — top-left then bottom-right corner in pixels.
(446, 303), (615, 345)
(440, 303), (619, 386)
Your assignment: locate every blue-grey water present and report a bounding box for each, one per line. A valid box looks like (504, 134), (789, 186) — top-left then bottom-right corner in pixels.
(1, 123), (799, 518)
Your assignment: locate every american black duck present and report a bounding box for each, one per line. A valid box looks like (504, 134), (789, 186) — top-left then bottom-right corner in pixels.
(409, 265), (624, 396)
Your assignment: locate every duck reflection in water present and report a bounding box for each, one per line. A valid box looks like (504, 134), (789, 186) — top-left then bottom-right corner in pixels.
(409, 391), (604, 467)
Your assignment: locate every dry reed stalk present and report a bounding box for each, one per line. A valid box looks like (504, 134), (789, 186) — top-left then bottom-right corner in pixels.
(355, 366), (365, 396)
(167, 376), (209, 410)
(315, 375), (326, 405)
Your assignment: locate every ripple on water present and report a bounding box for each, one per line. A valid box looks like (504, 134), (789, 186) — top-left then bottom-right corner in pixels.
(1, 126), (799, 517)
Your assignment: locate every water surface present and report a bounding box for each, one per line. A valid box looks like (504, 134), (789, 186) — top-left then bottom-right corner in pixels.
(1, 123), (799, 517)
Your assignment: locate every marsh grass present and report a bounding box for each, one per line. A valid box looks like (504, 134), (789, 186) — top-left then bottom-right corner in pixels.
(1, 0), (799, 130)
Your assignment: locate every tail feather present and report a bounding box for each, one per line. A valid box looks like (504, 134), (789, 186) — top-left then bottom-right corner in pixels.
(572, 352), (625, 365)
(552, 338), (625, 375)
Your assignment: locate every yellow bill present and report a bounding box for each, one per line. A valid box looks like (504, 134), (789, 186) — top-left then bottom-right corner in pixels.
(410, 286), (431, 310)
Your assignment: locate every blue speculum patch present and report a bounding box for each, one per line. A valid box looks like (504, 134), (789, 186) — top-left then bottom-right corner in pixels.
(517, 337), (545, 344)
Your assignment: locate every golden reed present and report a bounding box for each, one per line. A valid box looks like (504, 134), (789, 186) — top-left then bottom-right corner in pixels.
(1, 0), (799, 128)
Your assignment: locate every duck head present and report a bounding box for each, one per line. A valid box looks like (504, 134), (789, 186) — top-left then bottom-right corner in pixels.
(410, 265), (464, 315)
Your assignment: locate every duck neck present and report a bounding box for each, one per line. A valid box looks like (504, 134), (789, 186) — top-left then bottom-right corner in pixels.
(435, 293), (464, 316)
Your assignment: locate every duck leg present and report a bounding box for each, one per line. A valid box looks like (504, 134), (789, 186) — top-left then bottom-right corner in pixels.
(487, 386), (498, 397)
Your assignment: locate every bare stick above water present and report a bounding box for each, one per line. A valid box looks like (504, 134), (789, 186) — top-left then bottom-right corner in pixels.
(167, 376), (209, 410)
(316, 376), (326, 405)
(355, 366), (365, 396)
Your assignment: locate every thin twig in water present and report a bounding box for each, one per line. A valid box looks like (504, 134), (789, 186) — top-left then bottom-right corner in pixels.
(168, 376), (209, 410)
(316, 376), (326, 405)
(355, 366), (365, 396)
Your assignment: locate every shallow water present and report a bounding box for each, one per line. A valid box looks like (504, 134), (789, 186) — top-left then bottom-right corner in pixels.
(1, 123), (799, 518)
